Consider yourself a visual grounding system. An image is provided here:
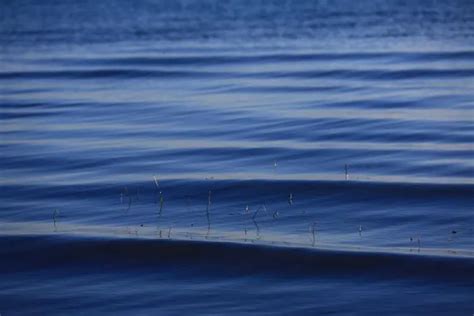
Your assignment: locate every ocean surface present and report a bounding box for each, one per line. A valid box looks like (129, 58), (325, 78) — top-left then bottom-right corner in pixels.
(1, 0), (474, 315)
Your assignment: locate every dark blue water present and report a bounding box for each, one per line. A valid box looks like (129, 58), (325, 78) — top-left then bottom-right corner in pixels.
(1, 0), (474, 315)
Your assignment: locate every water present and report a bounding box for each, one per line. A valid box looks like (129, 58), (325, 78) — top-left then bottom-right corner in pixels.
(1, 0), (473, 314)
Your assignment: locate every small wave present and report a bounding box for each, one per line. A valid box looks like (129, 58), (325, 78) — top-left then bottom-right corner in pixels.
(2, 67), (473, 81)
(1, 179), (473, 202)
(1, 235), (473, 282)
(40, 50), (474, 68)
(249, 68), (474, 81)
(0, 69), (225, 80)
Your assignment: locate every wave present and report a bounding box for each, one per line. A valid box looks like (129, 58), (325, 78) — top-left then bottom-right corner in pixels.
(2, 67), (473, 81)
(1, 234), (473, 282)
(0, 69), (224, 80)
(1, 179), (473, 202)
(38, 50), (474, 67)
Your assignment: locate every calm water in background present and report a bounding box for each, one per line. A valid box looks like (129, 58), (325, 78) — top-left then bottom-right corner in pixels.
(1, 0), (474, 315)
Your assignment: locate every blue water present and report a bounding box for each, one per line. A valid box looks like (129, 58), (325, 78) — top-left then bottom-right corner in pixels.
(1, 0), (474, 315)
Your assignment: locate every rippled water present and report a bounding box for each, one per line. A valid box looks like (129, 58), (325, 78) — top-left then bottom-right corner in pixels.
(1, 0), (474, 315)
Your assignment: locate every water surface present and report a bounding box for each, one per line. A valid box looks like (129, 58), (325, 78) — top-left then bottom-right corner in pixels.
(1, 0), (473, 315)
